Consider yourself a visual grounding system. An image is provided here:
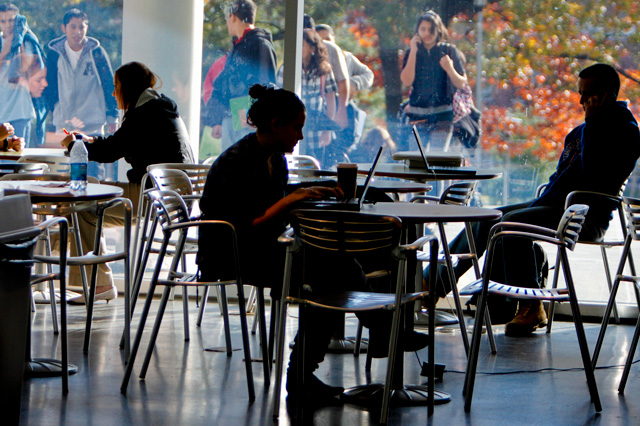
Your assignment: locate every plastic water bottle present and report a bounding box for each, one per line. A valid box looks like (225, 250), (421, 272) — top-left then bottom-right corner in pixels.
(70, 135), (88, 190)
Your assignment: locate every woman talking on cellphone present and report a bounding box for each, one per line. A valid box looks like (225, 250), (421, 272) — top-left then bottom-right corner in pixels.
(400, 10), (467, 152)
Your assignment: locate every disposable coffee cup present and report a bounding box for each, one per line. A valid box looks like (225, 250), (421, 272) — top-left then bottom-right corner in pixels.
(337, 163), (358, 201)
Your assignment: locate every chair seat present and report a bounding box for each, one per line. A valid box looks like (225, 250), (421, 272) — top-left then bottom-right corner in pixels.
(288, 290), (428, 312)
(35, 251), (127, 266)
(459, 280), (570, 301)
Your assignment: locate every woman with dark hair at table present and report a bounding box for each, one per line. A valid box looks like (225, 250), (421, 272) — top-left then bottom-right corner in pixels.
(400, 10), (467, 152)
(60, 61), (194, 304)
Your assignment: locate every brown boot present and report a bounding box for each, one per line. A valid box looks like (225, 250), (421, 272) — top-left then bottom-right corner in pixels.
(504, 300), (547, 337)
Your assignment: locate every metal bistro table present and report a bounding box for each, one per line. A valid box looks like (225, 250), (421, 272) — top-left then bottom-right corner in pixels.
(355, 162), (502, 182)
(342, 202), (502, 407)
(0, 181), (124, 377)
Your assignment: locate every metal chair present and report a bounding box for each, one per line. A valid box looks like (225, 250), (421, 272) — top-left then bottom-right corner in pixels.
(539, 186), (638, 332)
(592, 196), (640, 393)
(15, 162), (49, 174)
(459, 204), (601, 412)
(120, 190), (255, 401)
(272, 209), (440, 423)
(18, 155), (70, 174)
(0, 173), (133, 358)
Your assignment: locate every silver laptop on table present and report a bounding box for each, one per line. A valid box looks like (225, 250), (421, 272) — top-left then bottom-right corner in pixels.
(412, 125), (476, 176)
(298, 146), (385, 211)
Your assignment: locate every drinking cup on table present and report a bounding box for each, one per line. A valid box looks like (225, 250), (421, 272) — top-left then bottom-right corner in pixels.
(337, 163), (358, 201)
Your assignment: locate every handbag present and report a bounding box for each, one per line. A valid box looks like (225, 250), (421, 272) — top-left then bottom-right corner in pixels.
(452, 84), (482, 149)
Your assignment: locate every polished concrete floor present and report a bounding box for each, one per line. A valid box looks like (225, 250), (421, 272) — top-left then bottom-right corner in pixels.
(20, 295), (640, 426)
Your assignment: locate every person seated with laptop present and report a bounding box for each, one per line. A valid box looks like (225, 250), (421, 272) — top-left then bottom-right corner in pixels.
(424, 63), (640, 336)
(198, 84), (428, 407)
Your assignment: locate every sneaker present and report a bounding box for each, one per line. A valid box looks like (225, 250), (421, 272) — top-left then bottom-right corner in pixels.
(504, 300), (547, 337)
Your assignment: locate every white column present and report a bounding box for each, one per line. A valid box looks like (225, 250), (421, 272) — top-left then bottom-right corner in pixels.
(121, 0), (203, 168)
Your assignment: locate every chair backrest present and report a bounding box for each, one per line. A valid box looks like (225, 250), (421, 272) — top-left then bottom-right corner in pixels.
(147, 163), (210, 194)
(439, 181), (478, 206)
(147, 190), (190, 231)
(202, 156), (217, 166)
(623, 197), (640, 241)
(0, 173), (70, 182)
(147, 168), (194, 197)
(16, 162), (49, 174)
(286, 154), (321, 171)
(18, 155), (70, 174)
(0, 173), (98, 183)
(557, 204), (589, 250)
(291, 209), (402, 257)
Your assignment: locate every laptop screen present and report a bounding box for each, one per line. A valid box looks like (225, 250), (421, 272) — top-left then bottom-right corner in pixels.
(412, 125), (432, 171)
(358, 145), (385, 209)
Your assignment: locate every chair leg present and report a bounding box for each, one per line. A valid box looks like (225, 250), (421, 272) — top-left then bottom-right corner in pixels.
(601, 246), (620, 324)
(43, 229), (59, 335)
(272, 299), (289, 419)
(82, 263), (100, 354)
(182, 286), (190, 341)
(463, 282), (488, 411)
(592, 237), (632, 368)
(619, 312), (640, 394)
(121, 277), (159, 393)
(196, 286), (210, 327)
(71, 212), (90, 304)
(561, 251), (601, 412)
(140, 286), (172, 379)
(219, 285), (233, 355)
(235, 282), (255, 401)
(354, 320), (363, 357)
(256, 289), (271, 386)
(546, 256), (561, 334)
(268, 298), (278, 364)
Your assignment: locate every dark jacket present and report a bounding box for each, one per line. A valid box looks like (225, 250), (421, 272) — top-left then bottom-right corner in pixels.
(198, 133), (287, 288)
(204, 28), (277, 126)
(69, 89), (194, 184)
(532, 101), (640, 235)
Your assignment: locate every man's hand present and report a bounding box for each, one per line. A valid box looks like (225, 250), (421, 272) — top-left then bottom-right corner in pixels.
(583, 94), (607, 119)
(211, 125), (223, 139)
(4, 136), (24, 151)
(0, 122), (14, 140)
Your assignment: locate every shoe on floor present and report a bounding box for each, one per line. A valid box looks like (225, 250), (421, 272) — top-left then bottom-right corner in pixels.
(504, 300), (547, 337)
(368, 328), (429, 358)
(68, 285), (117, 305)
(286, 373), (344, 407)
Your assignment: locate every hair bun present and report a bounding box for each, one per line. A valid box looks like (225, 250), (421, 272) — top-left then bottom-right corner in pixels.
(249, 84), (269, 100)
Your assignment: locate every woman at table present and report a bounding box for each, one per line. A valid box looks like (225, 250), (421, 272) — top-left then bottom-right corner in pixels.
(199, 84), (427, 407)
(400, 10), (467, 152)
(61, 61), (194, 303)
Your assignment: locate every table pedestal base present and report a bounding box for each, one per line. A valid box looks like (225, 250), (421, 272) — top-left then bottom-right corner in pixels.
(343, 383), (451, 407)
(25, 358), (78, 378)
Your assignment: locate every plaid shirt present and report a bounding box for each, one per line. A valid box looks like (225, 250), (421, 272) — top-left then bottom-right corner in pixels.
(277, 66), (338, 154)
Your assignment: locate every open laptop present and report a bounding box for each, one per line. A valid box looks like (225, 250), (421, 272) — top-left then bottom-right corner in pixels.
(412, 125), (476, 176)
(298, 146), (385, 211)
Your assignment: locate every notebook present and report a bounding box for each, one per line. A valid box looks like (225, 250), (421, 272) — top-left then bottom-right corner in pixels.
(412, 125), (476, 176)
(298, 146), (385, 211)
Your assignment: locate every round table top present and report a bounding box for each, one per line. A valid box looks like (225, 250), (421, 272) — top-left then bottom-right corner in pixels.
(0, 181), (124, 203)
(360, 202), (502, 224)
(355, 163), (502, 181)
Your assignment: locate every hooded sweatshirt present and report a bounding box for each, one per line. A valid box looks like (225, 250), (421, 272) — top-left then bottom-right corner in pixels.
(532, 100), (640, 235)
(205, 27), (277, 126)
(44, 35), (118, 133)
(69, 88), (194, 184)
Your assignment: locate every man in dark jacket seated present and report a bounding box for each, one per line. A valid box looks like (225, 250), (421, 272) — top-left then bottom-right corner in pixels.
(425, 63), (640, 336)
